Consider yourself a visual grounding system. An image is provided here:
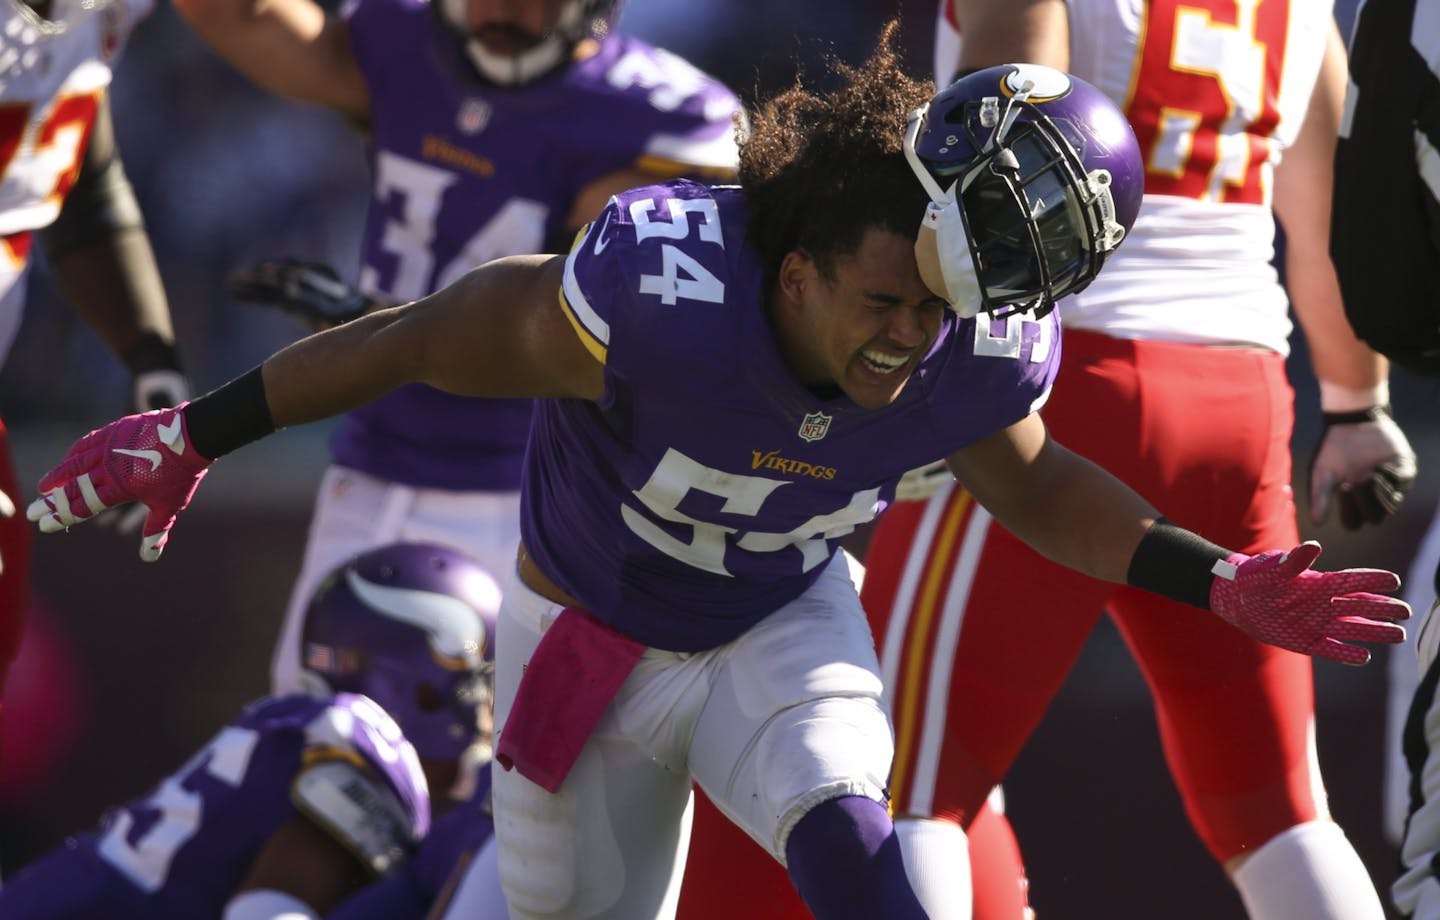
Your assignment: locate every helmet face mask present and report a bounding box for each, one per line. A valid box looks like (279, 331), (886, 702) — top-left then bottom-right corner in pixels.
(906, 63), (1143, 319)
(9, 0), (108, 35)
(433, 0), (619, 87)
(301, 543), (500, 762)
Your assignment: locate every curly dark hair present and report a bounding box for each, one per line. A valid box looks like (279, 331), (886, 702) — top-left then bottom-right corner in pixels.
(739, 19), (936, 283)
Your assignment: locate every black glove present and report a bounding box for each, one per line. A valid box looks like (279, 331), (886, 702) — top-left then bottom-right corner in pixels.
(1308, 404), (1417, 531)
(226, 258), (374, 329)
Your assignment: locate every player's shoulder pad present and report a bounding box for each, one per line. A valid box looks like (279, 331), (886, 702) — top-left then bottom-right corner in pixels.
(583, 37), (741, 174)
(592, 36), (739, 116)
(560, 180), (732, 361)
(292, 758), (416, 875)
(342, 0), (426, 55)
(302, 693), (430, 834)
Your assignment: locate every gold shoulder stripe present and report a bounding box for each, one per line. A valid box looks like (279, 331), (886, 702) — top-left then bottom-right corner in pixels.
(634, 154), (738, 182)
(302, 746), (367, 769)
(558, 285), (608, 364)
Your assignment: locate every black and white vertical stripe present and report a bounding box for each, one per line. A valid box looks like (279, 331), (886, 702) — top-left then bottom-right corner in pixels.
(1397, 619), (1440, 918)
(1339, 3), (1440, 909)
(1332, 0), (1440, 376)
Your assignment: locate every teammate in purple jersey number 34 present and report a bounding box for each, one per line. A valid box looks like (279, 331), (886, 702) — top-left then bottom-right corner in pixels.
(166, 0), (742, 703)
(26, 24), (1410, 920)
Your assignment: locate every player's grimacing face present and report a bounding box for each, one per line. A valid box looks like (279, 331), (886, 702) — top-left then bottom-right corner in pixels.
(775, 226), (948, 410)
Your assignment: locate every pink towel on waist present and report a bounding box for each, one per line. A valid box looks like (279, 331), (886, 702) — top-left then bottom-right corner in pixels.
(496, 606), (647, 793)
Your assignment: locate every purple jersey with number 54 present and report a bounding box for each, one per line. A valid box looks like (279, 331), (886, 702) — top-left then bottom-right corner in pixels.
(329, 0), (741, 492)
(0, 693), (429, 919)
(524, 180), (1060, 651)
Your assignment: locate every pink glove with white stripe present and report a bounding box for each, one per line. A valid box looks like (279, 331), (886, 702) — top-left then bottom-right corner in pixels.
(25, 404), (213, 562)
(1209, 541), (1409, 665)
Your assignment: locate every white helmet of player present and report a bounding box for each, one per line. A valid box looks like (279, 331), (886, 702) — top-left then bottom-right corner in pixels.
(433, 0), (620, 87)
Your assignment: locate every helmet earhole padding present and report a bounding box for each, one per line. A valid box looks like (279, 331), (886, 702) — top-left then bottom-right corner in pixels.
(1079, 168), (1126, 253)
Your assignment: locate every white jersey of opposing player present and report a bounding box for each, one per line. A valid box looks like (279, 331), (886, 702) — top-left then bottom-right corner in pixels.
(1060, 0), (1331, 354)
(937, 0), (1331, 355)
(0, 0), (150, 361)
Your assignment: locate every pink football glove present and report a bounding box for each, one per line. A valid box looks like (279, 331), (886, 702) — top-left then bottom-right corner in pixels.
(25, 404), (213, 562)
(1209, 541), (1409, 665)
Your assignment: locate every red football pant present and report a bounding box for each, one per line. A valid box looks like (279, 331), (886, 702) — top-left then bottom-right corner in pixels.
(864, 329), (1318, 864)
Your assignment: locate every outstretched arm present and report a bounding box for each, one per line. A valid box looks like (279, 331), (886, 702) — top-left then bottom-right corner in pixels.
(171, 0), (369, 120)
(27, 255), (601, 559)
(259, 255), (600, 430)
(946, 413), (1153, 582)
(948, 415), (1409, 665)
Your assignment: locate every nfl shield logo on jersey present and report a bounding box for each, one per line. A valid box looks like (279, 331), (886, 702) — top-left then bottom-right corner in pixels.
(798, 411), (832, 442)
(457, 98), (491, 135)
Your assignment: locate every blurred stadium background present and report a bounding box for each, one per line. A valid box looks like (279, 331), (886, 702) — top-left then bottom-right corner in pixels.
(2, 1), (1430, 917)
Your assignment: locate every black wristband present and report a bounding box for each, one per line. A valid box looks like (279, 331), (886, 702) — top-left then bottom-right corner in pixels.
(183, 366), (276, 460)
(1321, 404), (1391, 426)
(121, 333), (183, 375)
(1125, 518), (1232, 611)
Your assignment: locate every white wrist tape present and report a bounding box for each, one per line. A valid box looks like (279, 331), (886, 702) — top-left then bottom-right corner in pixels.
(1318, 379), (1389, 413)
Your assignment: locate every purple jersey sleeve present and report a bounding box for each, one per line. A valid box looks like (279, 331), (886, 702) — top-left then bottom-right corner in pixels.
(331, 0), (741, 491)
(523, 182), (1058, 652)
(0, 694), (431, 919)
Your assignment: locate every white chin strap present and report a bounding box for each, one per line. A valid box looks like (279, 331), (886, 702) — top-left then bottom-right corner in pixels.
(440, 0), (586, 86)
(464, 34), (568, 85)
(904, 103), (986, 318)
(915, 199), (985, 319)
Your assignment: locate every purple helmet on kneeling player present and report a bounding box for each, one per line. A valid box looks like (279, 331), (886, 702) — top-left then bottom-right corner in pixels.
(905, 62), (1144, 320)
(300, 542), (499, 762)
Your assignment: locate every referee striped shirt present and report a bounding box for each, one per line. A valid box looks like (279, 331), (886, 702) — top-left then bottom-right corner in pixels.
(1332, 0), (1440, 378)
(1355, 4), (1440, 912)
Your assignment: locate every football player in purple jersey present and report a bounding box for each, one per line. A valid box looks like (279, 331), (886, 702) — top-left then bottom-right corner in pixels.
(166, 0), (742, 703)
(27, 23), (1411, 920)
(0, 542), (497, 920)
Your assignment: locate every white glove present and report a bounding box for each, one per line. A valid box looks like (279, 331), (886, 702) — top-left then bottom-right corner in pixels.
(1308, 405), (1416, 530)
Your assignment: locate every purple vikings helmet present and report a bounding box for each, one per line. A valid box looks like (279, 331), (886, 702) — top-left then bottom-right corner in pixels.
(301, 543), (500, 761)
(904, 63), (1144, 319)
(433, 0), (622, 86)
